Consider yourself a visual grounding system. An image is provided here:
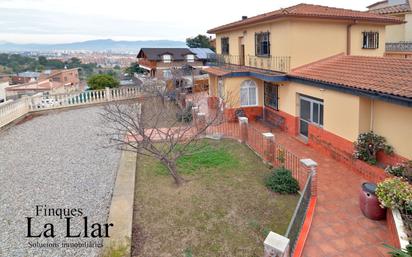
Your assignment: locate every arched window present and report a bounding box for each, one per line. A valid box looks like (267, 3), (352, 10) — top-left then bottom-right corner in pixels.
(240, 80), (257, 106)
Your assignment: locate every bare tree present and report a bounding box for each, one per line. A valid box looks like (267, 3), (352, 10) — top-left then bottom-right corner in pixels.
(101, 78), (228, 186)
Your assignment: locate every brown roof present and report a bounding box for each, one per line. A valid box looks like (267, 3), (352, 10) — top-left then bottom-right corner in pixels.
(204, 67), (232, 77)
(208, 3), (403, 33)
(289, 54), (412, 99)
(369, 3), (411, 14)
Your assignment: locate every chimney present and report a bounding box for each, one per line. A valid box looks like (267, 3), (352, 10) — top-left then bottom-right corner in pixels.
(242, 16), (248, 20)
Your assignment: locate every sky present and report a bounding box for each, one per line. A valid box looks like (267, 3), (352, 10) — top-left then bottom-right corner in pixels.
(0, 0), (379, 44)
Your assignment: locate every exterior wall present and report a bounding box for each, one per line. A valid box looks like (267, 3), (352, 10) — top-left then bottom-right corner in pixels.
(372, 100), (412, 159)
(221, 76), (264, 108)
(288, 19), (347, 68)
(215, 18), (387, 70)
(278, 81), (361, 141)
(350, 24), (386, 56)
(405, 13), (412, 41)
(386, 14), (406, 42)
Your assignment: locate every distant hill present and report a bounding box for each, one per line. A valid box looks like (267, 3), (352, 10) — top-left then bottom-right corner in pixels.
(0, 39), (187, 52)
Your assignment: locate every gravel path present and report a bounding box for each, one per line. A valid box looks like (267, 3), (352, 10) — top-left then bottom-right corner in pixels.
(0, 107), (121, 257)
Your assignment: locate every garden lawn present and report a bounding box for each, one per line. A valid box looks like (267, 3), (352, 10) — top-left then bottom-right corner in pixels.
(132, 139), (299, 257)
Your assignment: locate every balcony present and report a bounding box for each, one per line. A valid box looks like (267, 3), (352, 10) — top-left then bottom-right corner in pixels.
(209, 54), (291, 73)
(386, 42), (412, 52)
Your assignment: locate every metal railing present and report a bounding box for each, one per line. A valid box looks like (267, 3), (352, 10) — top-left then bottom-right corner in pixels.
(386, 42), (412, 52)
(285, 171), (313, 256)
(208, 54), (291, 73)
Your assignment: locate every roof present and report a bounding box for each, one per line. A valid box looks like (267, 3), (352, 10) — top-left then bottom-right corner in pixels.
(16, 71), (40, 78)
(136, 48), (196, 61)
(367, 0), (388, 9)
(369, 2), (411, 14)
(204, 65), (287, 82)
(207, 3), (403, 33)
(289, 54), (412, 100)
(189, 48), (216, 60)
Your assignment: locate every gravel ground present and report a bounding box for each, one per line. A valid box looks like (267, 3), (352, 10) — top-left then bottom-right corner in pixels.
(0, 107), (121, 257)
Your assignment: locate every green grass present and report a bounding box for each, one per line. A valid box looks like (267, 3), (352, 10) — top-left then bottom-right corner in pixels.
(153, 143), (239, 175)
(133, 139), (299, 257)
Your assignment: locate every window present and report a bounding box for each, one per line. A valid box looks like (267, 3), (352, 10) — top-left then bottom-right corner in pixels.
(163, 54), (172, 63)
(163, 69), (172, 79)
(221, 37), (229, 55)
(362, 32), (379, 49)
(186, 54), (195, 63)
(255, 32), (270, 56)
(240, 80), (257, 106)
(264, 82), (278, 110)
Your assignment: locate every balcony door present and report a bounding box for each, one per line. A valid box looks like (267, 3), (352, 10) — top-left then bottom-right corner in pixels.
(239, 36), (245, 66)
(299, 95), (324, 138)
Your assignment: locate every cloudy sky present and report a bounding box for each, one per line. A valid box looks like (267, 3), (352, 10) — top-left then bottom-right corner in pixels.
(0, 0), (378, 44)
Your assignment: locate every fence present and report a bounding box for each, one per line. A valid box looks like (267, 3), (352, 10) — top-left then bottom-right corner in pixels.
(209, 54), (291, 73)
(204, 118), (314, 257)
(285, 171), (313, 256)
(0, 86), (143, 129)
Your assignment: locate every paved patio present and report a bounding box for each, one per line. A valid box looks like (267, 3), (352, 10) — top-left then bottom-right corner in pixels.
(251, 122), (391, 257)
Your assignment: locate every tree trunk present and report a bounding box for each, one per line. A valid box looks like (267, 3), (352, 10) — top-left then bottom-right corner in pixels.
(163, 160), (184, 186)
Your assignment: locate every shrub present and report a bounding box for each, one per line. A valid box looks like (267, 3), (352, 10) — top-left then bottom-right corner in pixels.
(176, 102), (194, 123)
(385, 163), (409, 177)
(353, 131), (393, 165)
(265, 167), (299, 194)
(384, 244), (412, 257)
(376, 177), (412, 210)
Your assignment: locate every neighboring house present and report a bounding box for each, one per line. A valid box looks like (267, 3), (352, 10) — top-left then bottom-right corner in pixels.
(11, 71), (40, 85)
(189, 48), (216, 66)
(6, 68), (80, 99)
(136, 48), (204, 80)
(368, 0), (412, 57)
(206, 3), (411, 163)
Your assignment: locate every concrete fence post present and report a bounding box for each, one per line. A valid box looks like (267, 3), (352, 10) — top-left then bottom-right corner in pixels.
(196, 112), (206, 135)
(191, 106), (199, 126)
(262, 132), (275, 164)
(105, 87), (112, 102)
(238, 117), (248, 144)
(264, 231), (290, 257)
(300, 158), (318, 197)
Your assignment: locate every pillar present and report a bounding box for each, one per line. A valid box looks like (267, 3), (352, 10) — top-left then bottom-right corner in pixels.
(105, 87), (112, 101)
(196, 112), (206, 135)
(262, 132), (275, 164)
(300, 158), (318, 197)
(238, 116), (248, 144)
(264, 231), (290, 257)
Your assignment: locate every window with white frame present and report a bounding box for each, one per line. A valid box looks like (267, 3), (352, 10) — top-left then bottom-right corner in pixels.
(186, 54), (195, 63)
(240, 80), (257, 106)
(163, 69), (172, 79)
(163, 54), (172, 63)
(362, 32), (379, 49)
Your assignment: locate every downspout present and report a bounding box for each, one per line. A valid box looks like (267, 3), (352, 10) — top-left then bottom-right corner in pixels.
(347, 20), (357, 55)
(370, 99), (375, 131)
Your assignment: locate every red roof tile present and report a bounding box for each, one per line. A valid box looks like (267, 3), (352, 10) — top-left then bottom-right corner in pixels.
(289, 54), (412, 99)
(208, 3), (403, 33)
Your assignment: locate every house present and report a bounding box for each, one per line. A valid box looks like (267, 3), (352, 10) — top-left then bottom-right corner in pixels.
(205, 3), (412, 163)
(6, 68), (80, 99)
(368, 0), (412, 57)
(11, 71), (40, 85)
(136, 48), (204, 80)
(189, 48), (216, 66)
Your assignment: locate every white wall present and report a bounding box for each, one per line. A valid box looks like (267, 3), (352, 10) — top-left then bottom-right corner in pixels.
(0, 81), (9, 102)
